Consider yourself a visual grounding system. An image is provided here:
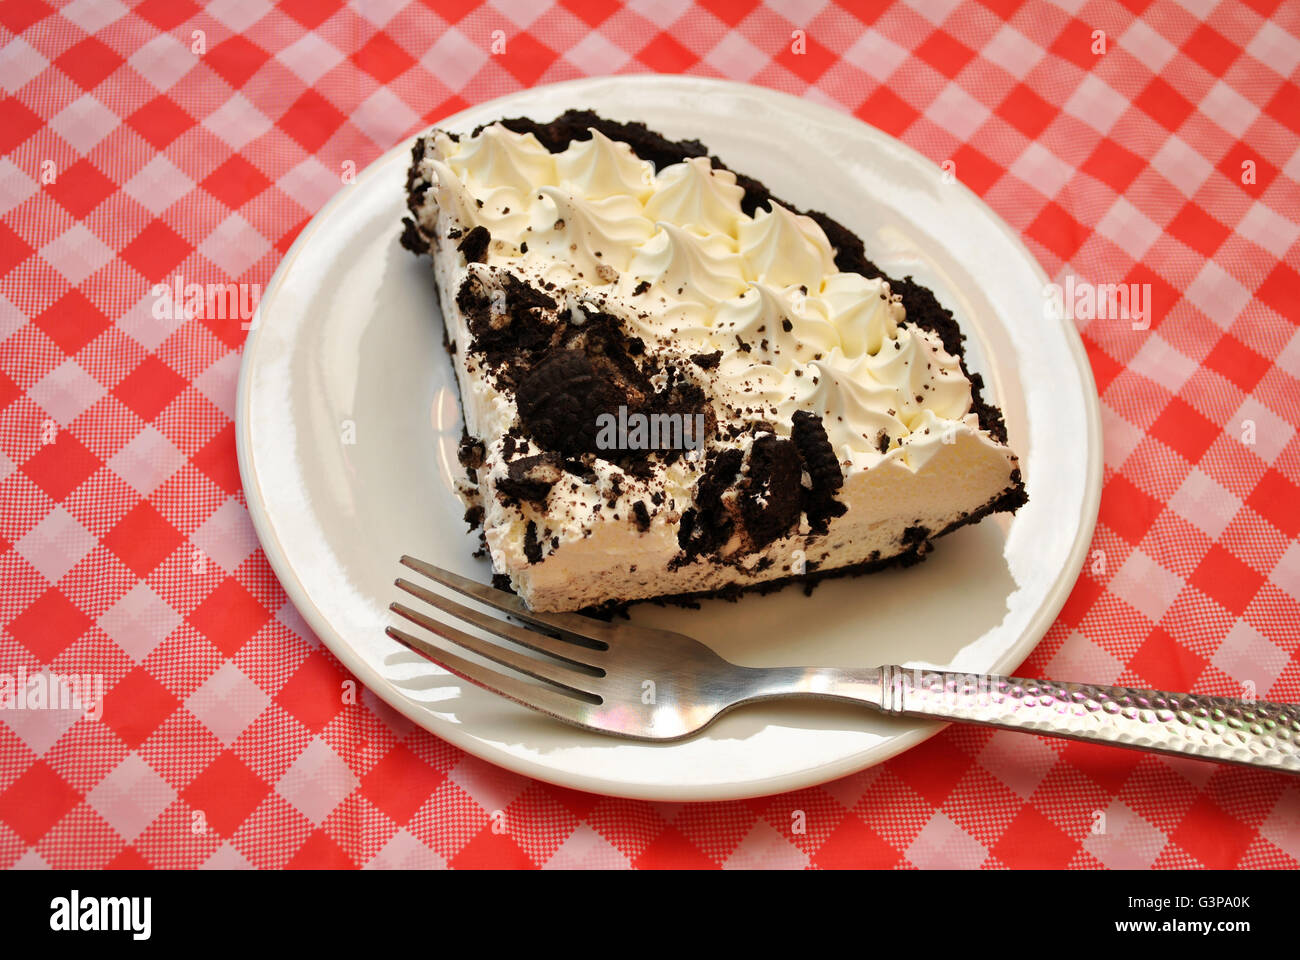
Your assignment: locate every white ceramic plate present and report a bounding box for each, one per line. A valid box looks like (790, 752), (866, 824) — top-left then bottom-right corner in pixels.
(237, 76), (1101, 801)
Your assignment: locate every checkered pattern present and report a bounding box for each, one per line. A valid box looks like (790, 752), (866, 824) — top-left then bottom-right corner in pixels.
(1, 0), (1297, 870)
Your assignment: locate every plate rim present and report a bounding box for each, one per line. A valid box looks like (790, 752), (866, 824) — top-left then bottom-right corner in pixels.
(236, 75), (1103, 802)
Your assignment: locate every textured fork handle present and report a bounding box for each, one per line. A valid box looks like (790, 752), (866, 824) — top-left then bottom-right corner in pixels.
(878, 666), (1300, 774)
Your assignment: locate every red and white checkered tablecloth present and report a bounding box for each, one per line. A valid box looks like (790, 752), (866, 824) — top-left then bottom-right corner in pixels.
(0, 0), (1297, 870)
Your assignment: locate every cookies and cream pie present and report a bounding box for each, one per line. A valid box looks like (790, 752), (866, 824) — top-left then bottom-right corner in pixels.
(401, 111), (1026, 612)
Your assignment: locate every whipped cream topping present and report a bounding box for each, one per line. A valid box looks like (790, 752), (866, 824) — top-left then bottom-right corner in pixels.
(420, 123), (984, 469)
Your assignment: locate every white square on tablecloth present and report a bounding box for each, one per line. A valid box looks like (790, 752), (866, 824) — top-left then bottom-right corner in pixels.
(350, 86), (420, 149)
(107, 424), (186, 496)
(48, 94), (119, 155)
(0, 35), (48, 92)
(365, 830), (448, 870)
(1151, 135), (1214, 198)
(1184, 260), (1251, 329)
(121, 154), (194, 216)
(87, 753), (176, 844)
(1101, 401), (1145, 471)
(1119, 18), (1176, 72)
(1236, 200), (1300, 259)
(1082, 800), (1166, 869)
(545, 824), (634, 870)
(202, 93), (274, 151)
(420, 28), (488, 91)
(1109, 547), (1184, 623)
(128, 32), (195, 92)
(1212, 618), (1288, 695)
(28, 358), (105, 426)
(1169, 467), (1242, 540)
(190, 497), (259, 574)
(928, 83), (991, 142)
(624, 0), (693, 29)
(1248, 20), (1300, 77)
(0, 696), (84, 756)
(39, 224), (113, 287)
(1269, 542), (1300, 603)
(204, 0), (273, 33)
(448, 753), (526, 817)
(98, 581), (183, 662)
(1010, 141), (1075, 198)
(186, 661), (271, 747)
(1231, 395), (1293, 464)
(703, 32), (767, 83)
(0, 157), (38, 215)
(59, 0), (129, 33)
(1259, 786), (1300, 862)
(1198, 80), (1260, 138)
(906, 812), (988, 869)
(982, 24), (1042, 79)
(1045, 628), (1127, 685)
(276, 32), (344, 86)
(488, 0), (549, 29)
(765, 0), (828, 25)
(276, 156), (341, 215)
(1063, 74), (1129, 135)
(1128, 332), (1197, 394)
(1095, 196), (1162, 259)
(842, 29), (909, 82)
(192, 351), (240, 420)
(564, 31), (631, 76)
(198, 212), (270, 280)
(16, 506), (96, 585)
(977, 728), (1060, 799)
(1277, 327), (1300, 381)
(721, 821), (807, 870)
(200, 842), (255, 869)
(275, 736), (359, 824)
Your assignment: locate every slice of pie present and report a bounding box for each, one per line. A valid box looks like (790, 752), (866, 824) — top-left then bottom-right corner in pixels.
(401, 111), (1026, 612)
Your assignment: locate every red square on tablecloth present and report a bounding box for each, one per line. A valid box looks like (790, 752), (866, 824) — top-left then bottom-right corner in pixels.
(187, 578), (271, 656)
(114, 355), (188, 422)
(278, 90), (347, 154)
(46, 159), (118, 220)
(360, 745), (446, 824)
(0, 0), (53, 35)
(205, 36), (268, 90)
(102, 667), (180, 748)
(103, 501), (183, 576)
(127, 96), (196, 149)
(1150, 397), (1221, 464)
(55, 37), (124, 90)
(352, 31), (415, 84)
(8, 588), (92, 660)
(22, 432), (101, 503)
(182, 750), (270, 836)
(120, 221), (191, 281)
(1191, 545), (1265, 614)
(992, 807), (1079, 868)
(1170, 796), (1257, 867)
(132, 0), (198, 31)
(814, 817), (903, 869)
(0, 762), (81, 844)
(1248, 470), (1300, 537)
(277, 653), (347, 732)
(202, 155), (272, 210)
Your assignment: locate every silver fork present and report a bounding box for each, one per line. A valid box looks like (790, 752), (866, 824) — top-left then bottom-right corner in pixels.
(387, 556), (1300, 774)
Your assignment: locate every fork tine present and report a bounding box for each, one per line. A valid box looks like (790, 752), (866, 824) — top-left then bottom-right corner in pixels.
(399, 555), (611, 644)
(390, 601), (602, 699)
(395, 577), (603, 668)
(386, 626), (594, 727)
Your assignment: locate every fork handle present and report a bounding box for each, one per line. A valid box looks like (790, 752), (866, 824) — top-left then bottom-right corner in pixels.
(876, 665), (1300, 774)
